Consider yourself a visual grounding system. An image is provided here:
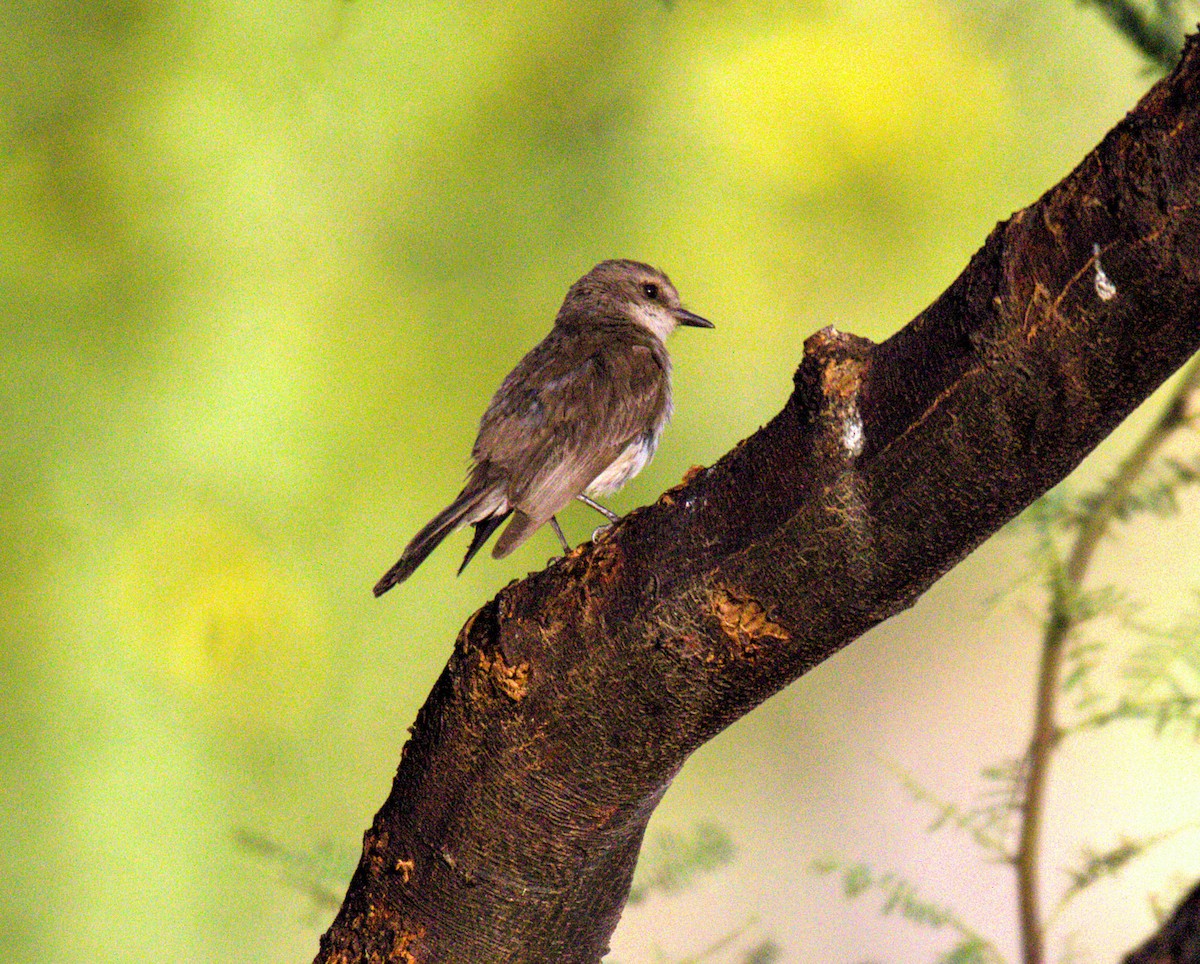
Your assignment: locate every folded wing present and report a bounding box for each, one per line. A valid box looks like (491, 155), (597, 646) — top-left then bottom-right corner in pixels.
(473, 326), (671, 559)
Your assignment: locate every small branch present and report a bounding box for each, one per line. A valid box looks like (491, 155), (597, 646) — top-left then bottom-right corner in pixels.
(675, 919), (757, 964)
(1014, 356), (1200, 964)
(1067, 357), (1200, 586)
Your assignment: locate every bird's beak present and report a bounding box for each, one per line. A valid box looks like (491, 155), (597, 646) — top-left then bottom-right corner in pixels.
(674, 308), (714, 329)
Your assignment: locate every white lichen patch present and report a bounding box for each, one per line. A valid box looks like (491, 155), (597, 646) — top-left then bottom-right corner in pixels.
(843, 407), (865, 456)
(1093, 243), (1117, 302)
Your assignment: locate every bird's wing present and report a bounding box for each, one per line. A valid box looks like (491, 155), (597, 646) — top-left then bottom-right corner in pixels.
(474, 327), (669, 544)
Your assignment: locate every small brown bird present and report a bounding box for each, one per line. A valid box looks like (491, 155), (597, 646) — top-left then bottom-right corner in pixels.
(373, 259), (712, 596)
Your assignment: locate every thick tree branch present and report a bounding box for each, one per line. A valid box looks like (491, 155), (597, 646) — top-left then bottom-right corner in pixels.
(317, 37), (1200, 964)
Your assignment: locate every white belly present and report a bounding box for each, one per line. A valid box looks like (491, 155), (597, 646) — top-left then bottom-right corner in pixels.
(586, 435), (657, 496)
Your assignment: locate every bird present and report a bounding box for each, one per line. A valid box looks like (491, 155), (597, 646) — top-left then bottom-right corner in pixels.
(373, 259), (713, 596)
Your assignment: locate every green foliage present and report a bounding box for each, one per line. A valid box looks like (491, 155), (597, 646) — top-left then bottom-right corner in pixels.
(628, 823), (736, 906)
(1018, 420), (1200, 746)
(609, 824), (782, 963)
(1074, 0), (1193, 71)
(938, 937), (1004, 964)
(1055, 830), (1191, 915)
(809, 859), (1007, 962)
(883, 759), (1017, 859)
(234, 829), (354, 918)
(1063, 603), (1200, 738)
(810, 858), (983, 935)
(1124, 609), (1200, 714)
(739, 941), (784, 964)
(1072, 452), (1200, 525)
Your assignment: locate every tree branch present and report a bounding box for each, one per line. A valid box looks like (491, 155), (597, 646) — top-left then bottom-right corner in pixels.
(316, 36), (1200, 964)
(1123, 880), (1200, 964)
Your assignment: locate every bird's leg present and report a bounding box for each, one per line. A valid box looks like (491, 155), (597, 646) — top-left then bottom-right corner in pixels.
(575, 494), (621, 523)
(576, 494), (621, 544)
(549, 516), (572, 554)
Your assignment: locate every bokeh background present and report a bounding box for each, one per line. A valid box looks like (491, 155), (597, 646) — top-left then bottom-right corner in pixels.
(4, 1), (1199, 962)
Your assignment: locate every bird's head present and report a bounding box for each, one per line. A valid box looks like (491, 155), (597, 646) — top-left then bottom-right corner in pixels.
(558, 260), (714, 342)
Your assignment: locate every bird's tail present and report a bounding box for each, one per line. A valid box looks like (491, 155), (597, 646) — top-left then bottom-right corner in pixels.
(373, 476), (504, 596)
(458, 512), (511, 575)
(492, 509), (542, 560)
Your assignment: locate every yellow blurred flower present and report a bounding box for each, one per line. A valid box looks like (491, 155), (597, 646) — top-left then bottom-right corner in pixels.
(696, 2), (1008, 198)
(111, 509), (326, 729)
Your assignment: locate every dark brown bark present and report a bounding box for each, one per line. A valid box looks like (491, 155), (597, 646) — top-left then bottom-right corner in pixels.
(1124, 881), (1200, 964)
(316, 37), (1200, 964)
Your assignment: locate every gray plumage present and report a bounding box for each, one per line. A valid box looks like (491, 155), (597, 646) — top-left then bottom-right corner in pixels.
(373, 259), (712, 596)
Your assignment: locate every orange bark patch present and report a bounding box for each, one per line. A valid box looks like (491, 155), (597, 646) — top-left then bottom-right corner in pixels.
(364, 830), (390, 877)
(478, 650), (530, 701)
(710, 588), (790, 643)
(390, 925), (424, 963)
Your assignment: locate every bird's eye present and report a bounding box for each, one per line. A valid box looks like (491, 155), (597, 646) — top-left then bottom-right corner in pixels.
(641, 282), (659, 300)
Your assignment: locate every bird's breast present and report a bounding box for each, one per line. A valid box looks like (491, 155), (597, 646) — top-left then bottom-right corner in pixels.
(586, 430), (661, 497)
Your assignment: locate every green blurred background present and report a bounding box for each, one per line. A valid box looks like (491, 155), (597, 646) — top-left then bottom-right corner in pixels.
(4, 1), (1198, 961)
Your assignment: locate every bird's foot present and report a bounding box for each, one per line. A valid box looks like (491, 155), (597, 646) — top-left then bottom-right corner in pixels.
(591, 522), (614, 543)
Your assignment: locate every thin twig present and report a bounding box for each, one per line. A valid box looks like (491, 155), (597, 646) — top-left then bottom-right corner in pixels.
(675, 919), (757, 963)
(1014, 358), (1200, 964)
(1076, 0), (1186, 73)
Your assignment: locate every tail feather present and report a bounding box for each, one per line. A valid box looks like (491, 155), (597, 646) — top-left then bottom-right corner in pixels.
(458, 511), (511, 575)
(492, 510), (544, 560)
(374, 488), (497, 596)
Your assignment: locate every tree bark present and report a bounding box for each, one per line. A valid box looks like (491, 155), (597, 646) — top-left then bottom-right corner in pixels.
(316, 37), (1200, 964)
(1123, 881), (1200, 964)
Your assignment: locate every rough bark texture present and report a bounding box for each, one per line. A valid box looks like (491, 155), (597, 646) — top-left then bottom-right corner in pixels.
(316, 38), (1200, 964)
(1124, 881), (1200, 964)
